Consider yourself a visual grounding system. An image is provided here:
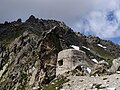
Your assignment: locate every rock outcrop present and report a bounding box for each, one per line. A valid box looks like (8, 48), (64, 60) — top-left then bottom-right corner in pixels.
(108, 57), (120, 74)
(90, 57), (120, 76)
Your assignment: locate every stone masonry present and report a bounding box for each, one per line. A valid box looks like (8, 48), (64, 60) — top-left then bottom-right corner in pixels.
(56, 49), (95, 76)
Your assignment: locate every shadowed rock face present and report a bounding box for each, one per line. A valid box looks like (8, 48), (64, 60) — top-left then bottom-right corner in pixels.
(0, 15), (120, 89)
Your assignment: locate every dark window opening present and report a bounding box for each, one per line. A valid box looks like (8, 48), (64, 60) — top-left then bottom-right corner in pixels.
(58, 59), (63, 66)
(117, 66), (120, 71)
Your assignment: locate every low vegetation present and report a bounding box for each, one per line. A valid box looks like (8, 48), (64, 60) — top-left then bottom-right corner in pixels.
(44, 77), (69, 90)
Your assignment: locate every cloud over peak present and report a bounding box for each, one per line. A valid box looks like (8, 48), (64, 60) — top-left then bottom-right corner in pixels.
(0, 0), (120, 40)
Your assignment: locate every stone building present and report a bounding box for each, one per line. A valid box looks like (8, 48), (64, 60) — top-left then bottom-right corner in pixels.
(56, 49), (95, 76)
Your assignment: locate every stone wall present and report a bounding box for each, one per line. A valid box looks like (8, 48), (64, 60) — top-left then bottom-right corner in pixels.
(56, 49), (95, 76)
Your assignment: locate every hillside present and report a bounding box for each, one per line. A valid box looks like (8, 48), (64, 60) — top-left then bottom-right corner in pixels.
(0, 15), (120, 90)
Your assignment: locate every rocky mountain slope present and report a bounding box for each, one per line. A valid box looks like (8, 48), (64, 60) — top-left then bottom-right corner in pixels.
(0, 15), (120, 90)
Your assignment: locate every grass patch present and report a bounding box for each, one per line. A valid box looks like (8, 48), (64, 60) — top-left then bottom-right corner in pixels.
(44, 77), (68, 90)
(80, 46), (104, 61)
(2, 29), (24, 46)
(93, 45), (115, 65)
(80, 45), (115, 66)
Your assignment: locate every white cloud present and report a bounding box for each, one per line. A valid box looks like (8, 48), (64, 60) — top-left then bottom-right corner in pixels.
(73, 0), (120, 39)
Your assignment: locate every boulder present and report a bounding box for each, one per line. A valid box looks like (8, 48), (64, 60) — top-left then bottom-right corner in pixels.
(108, 57), (120, 74)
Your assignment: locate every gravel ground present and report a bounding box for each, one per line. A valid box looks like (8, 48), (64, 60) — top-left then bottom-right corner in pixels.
(62, 74), (120, 90)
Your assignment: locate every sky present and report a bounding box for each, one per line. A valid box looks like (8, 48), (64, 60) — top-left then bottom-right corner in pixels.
(0, 0), (120, 44)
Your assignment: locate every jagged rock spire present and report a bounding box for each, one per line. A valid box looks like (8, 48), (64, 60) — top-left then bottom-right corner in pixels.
(26, 15), (37, 23)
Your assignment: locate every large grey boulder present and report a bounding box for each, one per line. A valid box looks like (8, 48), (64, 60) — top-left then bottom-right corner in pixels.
(108, 57), (120, 74)
(91, 58), (120, 75)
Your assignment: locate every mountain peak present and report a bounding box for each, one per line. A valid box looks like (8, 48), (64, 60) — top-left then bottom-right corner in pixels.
(26, 15), (37, 23)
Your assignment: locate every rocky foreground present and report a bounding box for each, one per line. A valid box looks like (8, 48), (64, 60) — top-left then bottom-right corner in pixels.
(62, 74), (120, 90)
